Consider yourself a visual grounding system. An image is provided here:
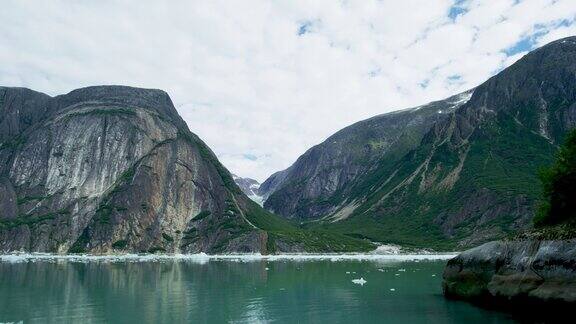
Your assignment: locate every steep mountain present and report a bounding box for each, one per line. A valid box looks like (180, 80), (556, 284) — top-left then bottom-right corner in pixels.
(262, 36), (576, 249)
(232, 174), (264, 205)
(261, 90), (474, 219)
(0, 85), (372, 253)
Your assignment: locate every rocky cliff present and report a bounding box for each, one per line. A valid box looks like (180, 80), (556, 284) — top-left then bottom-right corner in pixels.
(443, 239), (576, 314)
(0, 85), (372, 254)
(261, 36), (576, 250)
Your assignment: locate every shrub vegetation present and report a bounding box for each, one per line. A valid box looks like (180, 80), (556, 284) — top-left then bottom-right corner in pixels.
(534, 129), (576, 226)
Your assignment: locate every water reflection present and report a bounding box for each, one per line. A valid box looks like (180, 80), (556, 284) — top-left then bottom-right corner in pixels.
(0, 259), (515, 323)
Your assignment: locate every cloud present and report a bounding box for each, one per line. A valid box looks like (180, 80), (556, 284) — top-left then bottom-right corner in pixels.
(0, 0), (575, 181)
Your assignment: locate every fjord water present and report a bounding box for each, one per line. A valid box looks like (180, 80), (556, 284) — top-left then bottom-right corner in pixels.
(0, 257), (514, 323)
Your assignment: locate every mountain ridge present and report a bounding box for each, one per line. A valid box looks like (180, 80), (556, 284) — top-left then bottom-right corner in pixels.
(260, 89), (475, 220)
(261, 36), (576, 249)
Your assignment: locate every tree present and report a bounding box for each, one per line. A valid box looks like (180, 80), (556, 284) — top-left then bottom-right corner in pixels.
(534, 128), (576, 226)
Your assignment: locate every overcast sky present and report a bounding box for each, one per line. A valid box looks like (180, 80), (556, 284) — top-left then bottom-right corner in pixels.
(1, 0), (575, 181)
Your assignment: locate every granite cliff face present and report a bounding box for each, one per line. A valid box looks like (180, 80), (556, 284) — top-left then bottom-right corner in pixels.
(261, 37), (576, 249)
(443, 240), (576, 310)
(0, 86), (286, 253)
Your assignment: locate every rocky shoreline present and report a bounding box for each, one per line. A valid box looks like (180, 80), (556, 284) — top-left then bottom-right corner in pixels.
(443, 239), (576, 317)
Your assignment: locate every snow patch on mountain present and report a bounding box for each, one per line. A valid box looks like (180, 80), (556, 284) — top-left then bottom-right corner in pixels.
(233, 174), (264, 206)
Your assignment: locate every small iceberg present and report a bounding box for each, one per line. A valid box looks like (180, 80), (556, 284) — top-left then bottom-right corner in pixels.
(352, 278), (367, 286)
(371, 244), (401, 254)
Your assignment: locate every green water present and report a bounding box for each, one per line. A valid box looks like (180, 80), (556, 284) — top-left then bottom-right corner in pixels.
(0, 257), (515, 323)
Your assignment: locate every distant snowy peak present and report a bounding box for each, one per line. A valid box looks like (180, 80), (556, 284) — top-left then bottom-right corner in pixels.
(232, 174), (264, 205)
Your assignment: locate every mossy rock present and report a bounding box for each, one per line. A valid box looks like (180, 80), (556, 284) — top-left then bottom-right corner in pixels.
(112, 239), (128, 249)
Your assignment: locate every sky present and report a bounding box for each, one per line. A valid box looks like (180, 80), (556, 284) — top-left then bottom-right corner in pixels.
(1, 0), (575, 181)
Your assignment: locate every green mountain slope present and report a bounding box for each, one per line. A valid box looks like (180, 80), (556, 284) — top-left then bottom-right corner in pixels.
(261, 90), (474, 220)
(264, 36), (576, 250)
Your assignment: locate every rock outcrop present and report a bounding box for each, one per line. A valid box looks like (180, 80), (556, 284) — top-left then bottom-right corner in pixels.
(443, 240), (576, 309)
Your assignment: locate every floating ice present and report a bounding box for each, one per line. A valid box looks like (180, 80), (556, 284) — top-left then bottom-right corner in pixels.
(371, 244), (401, 254)
(0, 252), (457, 264)
(352, 278), (367, 286)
